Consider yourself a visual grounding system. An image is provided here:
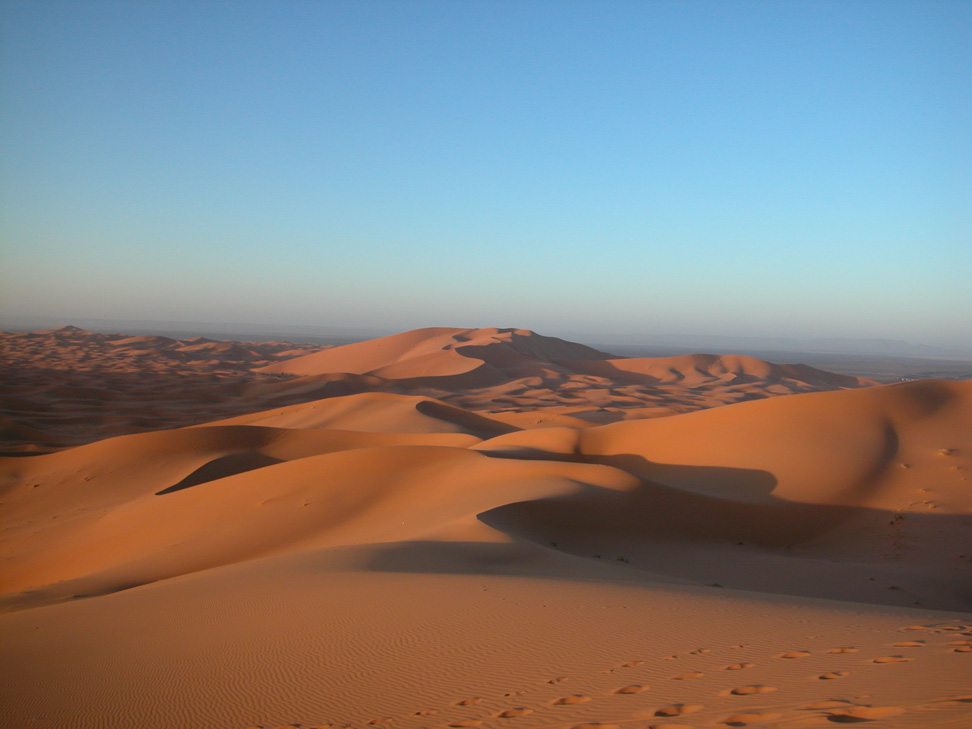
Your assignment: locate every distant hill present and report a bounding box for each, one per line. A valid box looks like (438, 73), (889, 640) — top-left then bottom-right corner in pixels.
(260, 326), (874, 391)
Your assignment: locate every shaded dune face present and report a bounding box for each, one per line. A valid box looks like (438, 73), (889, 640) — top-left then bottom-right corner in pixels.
(155, 452), (283, 495)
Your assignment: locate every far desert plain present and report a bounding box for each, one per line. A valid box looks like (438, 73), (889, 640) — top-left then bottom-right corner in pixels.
(1, 324), (970, 729)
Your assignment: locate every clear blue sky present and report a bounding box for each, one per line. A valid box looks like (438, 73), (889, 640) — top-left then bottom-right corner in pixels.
(1, 0), (969, 346)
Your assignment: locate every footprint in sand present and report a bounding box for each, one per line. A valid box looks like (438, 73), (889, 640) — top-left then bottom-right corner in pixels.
(554, 695), (592, 705)
(819, 671), (850, 679)
(871, 656), (910, 663)
(777, 650), (810, 659)
(799, 700), (855, 711)
(614, 684), (648, 694)
(414, 709), (437, 716)
(650, 725), (692, 729)
(655, 704), (704, 716)
(952, 646), (972, 652)
(447, 722), (482, 728)
(621, 660), (644, 667)
(368, 719), (392, 725)
(827, 706), (904, 722)
(892, 641), (925, 647)
(672, 672), (704, 679)
(497, 708), (533, 718)
(456, 698), (483, 706)
(689, 648), (711, 654)
(571, 725), (621, 729)
(721, 712), (783, 726)
(826, 647), (858, 654)
(730, 685), (777, 696)
(724, 663), (755, 670)
(548, 676), (569, 684)
(931, 695), (972, 705)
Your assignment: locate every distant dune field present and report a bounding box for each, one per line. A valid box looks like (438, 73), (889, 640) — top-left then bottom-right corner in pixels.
(1, 326), (970, 729)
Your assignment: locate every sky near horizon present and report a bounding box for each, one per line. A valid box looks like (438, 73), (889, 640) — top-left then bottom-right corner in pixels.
(1, 0), (969, 347)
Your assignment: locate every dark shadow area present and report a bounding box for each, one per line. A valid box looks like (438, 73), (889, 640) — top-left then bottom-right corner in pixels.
(156, 452), (282, 494)
(358, 450), (972, 610)
(360, 503), (972, 611)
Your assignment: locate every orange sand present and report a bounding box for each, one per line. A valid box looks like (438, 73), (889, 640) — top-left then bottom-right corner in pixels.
(1, 326), (969, 729)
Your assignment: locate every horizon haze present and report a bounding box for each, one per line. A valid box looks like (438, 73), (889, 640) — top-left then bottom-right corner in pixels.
(2, 0), (970, 348)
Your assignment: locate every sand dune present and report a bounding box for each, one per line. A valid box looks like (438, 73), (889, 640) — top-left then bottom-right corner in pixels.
(1, 325), (969, 729)
(567, 352), (871, 388)
(257, 326), (614, 378)
(3, 378), (968, 611)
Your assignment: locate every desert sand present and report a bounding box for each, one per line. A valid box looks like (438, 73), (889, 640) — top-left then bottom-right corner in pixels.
(1, 326), (970, 729)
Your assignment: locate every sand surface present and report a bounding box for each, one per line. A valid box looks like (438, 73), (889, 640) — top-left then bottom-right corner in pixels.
(1, 326), (970, 729)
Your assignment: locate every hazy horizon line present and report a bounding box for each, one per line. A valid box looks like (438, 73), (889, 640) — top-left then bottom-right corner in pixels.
(3, 313), (971, 361)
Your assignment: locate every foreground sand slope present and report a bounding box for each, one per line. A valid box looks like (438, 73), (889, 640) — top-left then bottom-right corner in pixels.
(2, 537), (971, 729)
